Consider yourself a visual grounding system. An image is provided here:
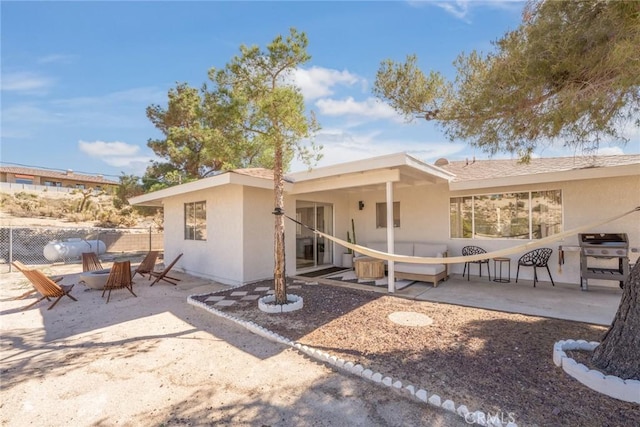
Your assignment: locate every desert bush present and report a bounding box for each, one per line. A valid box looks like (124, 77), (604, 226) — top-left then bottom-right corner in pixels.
(2, 191), (159, 228)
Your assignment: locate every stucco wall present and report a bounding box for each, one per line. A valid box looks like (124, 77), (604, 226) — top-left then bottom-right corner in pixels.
(162, 185), (245, 285)
(242, 186), (276, 282)
(347, 175), (639, 287)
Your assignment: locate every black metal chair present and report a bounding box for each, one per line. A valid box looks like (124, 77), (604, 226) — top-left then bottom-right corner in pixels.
(462, 246), (491, 281)
(516, 248), (555, 287)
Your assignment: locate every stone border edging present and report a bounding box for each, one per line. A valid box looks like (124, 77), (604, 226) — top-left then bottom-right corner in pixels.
(188, 291), (519, 427)
(258, 294), (304, 313)
(553, 339), (640, 403)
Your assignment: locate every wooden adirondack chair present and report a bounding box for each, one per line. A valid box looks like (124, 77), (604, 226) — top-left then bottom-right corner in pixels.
(17, 267), (78, 310)
(102, 260), (137, 303)
(149, 253), (183, 287)
(132, 251), (159, 279)
(82, 252), (103, 272)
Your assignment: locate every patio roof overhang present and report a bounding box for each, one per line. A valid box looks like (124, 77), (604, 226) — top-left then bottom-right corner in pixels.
(287, 152), (454, 195)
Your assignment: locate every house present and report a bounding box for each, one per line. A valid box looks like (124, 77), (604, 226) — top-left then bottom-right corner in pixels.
(129, 153), (640, 290)
(0, 166), (118, 193)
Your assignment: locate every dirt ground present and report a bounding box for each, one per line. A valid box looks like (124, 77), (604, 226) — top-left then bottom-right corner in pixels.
(193, 279), (640, 427)
(0, 266), (466, 427)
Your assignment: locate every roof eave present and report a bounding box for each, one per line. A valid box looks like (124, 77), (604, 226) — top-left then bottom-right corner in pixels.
(449, 163), (640, 191)
(128, 171), (281, 206)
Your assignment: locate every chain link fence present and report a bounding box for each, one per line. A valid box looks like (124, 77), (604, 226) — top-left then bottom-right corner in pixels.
(0, 226), (163, 273)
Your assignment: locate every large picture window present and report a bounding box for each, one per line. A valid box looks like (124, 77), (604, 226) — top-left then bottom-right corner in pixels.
(184, 201), (207, 241)
(450, 190), (562, 239)
(376, 202), (400, 228)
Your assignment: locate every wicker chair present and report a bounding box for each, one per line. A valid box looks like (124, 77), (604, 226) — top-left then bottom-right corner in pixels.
(462, 246), (491, 281)
(516, 248), (555, 287)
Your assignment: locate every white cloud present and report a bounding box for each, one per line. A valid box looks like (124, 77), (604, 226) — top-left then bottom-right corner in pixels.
(1, 72), (54, 93)
(79, 140), (141, 157)
(595, 146), (625, 156)
(289, 127), (466, 172)
(315, 97), (403, 122)
(293, 67), (362, 100)
(410, 0), (524, 23)
(433, 1), (471, 21)
(37, 54), (75, 64)
(78, 140), (155, 173)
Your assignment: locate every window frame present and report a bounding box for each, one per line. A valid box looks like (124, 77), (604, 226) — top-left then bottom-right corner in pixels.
(375, 201), (401, 228)
(184, 201), (207, 241)
(449, 190), (563, 240)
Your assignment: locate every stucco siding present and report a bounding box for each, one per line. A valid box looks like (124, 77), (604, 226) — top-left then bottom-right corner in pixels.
(242, 186), (276, 282)
(162, 185), (245, 285)
(445, 175), (640, 286)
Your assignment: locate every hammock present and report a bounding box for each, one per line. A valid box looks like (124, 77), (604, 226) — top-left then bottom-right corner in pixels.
(285, 206), (639, 265)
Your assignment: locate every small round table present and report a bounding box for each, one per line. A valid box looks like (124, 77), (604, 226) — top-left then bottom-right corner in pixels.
(354, 257), (385, 280)
(492, 258), (511, 283)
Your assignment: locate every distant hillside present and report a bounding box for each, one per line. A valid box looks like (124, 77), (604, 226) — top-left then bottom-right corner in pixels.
(0, 190), (161, 229)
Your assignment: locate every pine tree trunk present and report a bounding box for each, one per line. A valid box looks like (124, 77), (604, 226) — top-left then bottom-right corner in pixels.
(591, 261), (640, 380)
(273, 142), (287, 305)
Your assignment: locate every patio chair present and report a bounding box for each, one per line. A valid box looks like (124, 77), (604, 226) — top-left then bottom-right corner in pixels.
(12, 261), (64, 300)
(82, 252), (103, 272)
(462, 246), (491, 281)
(102, 260), (137, 303)
(132, 250), (159, 279)
(149, 253), (183, 287)
(17, 267), (78, 310)
(516, 248), (555, 287)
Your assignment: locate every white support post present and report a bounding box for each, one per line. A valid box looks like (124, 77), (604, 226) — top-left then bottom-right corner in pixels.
(386, 181), (395, 293)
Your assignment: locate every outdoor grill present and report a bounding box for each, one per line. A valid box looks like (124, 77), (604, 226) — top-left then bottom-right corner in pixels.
(579, 233), (630, 290)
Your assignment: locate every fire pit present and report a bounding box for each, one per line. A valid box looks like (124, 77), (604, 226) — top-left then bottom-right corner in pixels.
(80, 268), (111, 290)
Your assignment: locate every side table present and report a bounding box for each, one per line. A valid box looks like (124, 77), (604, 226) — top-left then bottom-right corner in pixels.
(492, 257), (511, 283)
(354, 257), (385, 280)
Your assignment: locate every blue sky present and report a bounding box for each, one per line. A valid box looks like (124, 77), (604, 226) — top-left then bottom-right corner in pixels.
(2, 1), (638, 180)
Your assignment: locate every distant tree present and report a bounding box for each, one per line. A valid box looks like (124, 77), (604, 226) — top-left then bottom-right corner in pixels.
(209, 28), (321, 305)
(374, 0), (640, 161)
(374, 0), (640, 379)
(145, 82), (270, 189)
(114, 174), (144, 209)
(72, 188), (104, 213)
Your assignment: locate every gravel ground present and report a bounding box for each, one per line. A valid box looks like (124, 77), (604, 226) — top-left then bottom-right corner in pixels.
(193, 279), (640, 427)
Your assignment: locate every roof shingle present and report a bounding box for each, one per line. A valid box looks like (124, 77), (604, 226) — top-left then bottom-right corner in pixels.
(438, 155), (640, 182)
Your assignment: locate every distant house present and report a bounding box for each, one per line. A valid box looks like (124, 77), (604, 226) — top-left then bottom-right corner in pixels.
(129, 153), (640, 289)
(0, 166), (118, 193)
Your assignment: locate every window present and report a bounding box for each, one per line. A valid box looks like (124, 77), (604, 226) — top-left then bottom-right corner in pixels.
(15, 174), (34, 185)
(376, 202), (400, 228)
(450, 190), (562, 239)
(44, 181), (62, 187)
(184, 201), (207, 240)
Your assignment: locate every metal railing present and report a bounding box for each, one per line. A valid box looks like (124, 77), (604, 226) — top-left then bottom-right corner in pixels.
(0, 226), (163, 273)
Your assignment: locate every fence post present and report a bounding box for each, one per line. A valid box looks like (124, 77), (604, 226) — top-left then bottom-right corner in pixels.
(9, 227), (13, 272)
(149, 226), (152, 251)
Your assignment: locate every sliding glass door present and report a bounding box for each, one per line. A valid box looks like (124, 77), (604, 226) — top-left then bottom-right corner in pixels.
(295, 201), (333, 270)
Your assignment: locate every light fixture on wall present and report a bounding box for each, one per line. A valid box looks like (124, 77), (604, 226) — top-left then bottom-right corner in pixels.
(358, 201), (365, 210)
